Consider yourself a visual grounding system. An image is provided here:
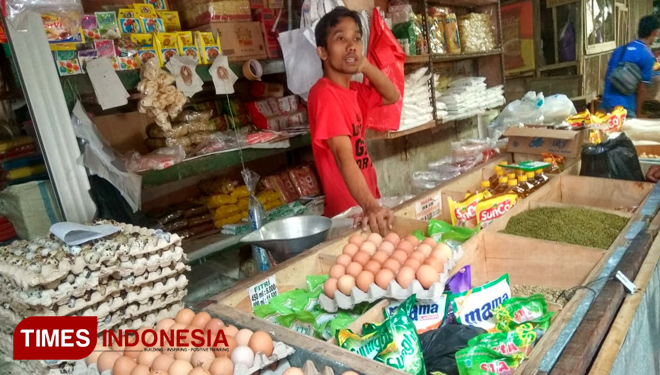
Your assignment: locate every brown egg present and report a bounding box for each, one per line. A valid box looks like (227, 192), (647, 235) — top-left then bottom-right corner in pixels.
(336, 254), (352, 267)
(175, 308), (196, 325)
(324, 277), (338, 298)
(363, 260), (381, 274)
(356, 271), (374, 292)
(113, 356), (137, 375)
(403, 258), (421, 271)
(215, 335), (237, 358)
(130, 364), (151, 375)
(126, 329), (148, 360)
(396, 266), (416, 288)
(349, 234), (365, 246)
(422, 237), (437, 247)
(390, 250), (408, 265)
(417, 265), (440, 288)
(111, 339), (125, 354)
(436, 242), (454, 259)
(169, 359), (193, 375)
(189, 368), (212, 375)
(424, 257), (444, 273)
(97, 351), (122, 372)
(409, 251), (426, 263)
(367, 233), (383, 247)
(345, 262), (363, 278)
(396, 241), (414, 254)
(168, 323), (188, 337)
(191, 312), (213, 329)
(378, 241), (395, 255)
(173, 345), (193, 362)
(359, 241), (377, 256)
(204, 318), (225, 334)
(156, 318), (176, 333)
(375, 269), (395, 289)
(430, 250), (449, 264)
(149, 371), (170, 375)
(337, 274), (356, 295)
(329, 263), (345, 279)
(384, 232), (401, 246)
(209, 357), (234, 375)
(404, 235), (420, 247)
(342, 243), (359, 257)
(415, 244), (433, 258)
(382, 259), (401, 274)
(137, 350), (160, 367)
(372, 251), (389, 264)
(151, 354), (175, 371)
(248, 330), (274, 356)
(283, 367), (305, 375)
(223, 325), (239, 337)
(352, 250), (371, 266)
(192, 350), (216, 370)
(86, 341), (105, 365)
(343, 372), (360, 375)
(234, 329), (253, 346)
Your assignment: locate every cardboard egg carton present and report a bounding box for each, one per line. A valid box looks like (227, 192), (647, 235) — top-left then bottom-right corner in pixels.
(97, 293), (186, 331)
(261, 359), (337, 375)
(319, 246), (464, 312)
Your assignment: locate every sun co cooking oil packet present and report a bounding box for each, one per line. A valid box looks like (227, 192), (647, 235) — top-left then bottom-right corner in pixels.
(476, 193), (518, 229)
(450, 274), (511, 332)
(449, 191), (489, 227)
(456, 345), (524, 375)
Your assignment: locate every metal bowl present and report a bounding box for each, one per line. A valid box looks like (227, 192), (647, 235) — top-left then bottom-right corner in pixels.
(239, 215), (332, 263)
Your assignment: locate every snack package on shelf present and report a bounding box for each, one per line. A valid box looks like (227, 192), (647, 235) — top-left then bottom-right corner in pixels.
(246, 95), (307, 131)
(137, 57), (187, 130)
(287, 164), (322, 197)
(457, 12), (496, 53)
(123, 144), (186, 172)
(444, 13), (461, 53)
(428, 8), (448, 54)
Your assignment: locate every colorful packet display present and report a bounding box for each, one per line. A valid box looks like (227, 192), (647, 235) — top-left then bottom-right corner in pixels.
(362, 295), (426, 375)
(451, 274), (511, 332)
(447, 265), (471, 294)
(96, 11), (121, 39)
(492, 294), (553, 333)
(385, 293), (448, 334)
(449, 191), (488, 228)
(82, 14), (101, 40)
(468, 323), (538, 358)
(476, 193), (518, 229)
(456, 346), (524, 375)
(336, 325), (397, 360)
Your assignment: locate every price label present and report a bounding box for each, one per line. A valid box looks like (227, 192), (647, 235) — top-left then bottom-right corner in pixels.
(416, 194), (441, 221)
(248, 275), (279, 309)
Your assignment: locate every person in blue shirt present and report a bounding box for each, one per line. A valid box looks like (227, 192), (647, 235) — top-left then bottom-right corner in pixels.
(602, 15), (660, 118)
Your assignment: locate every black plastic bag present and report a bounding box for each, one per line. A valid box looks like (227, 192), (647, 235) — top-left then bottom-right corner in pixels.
(88, 175), (157, 228)
(580, 133), (644, 181)
(419, 324), (487, 375)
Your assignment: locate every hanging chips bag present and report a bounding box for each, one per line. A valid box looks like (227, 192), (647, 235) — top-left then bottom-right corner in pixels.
(492, 294), (554, 333)
(475, 193), (518, 229)
(468, 323), (538, 357)
(456, 345), (524, 375)
(450, 274), (511, 332)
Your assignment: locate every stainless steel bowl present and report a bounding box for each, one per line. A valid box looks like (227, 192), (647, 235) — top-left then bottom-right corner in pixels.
(239, 215), (332, 263)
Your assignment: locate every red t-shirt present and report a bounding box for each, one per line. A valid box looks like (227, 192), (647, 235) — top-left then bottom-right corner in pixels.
(308, 78), (382, 217)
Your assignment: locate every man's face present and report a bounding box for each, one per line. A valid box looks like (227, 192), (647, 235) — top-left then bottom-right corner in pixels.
(317, 17), (363, 75)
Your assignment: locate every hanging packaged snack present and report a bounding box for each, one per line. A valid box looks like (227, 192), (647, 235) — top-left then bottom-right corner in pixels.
(82, 14), (101, 40)
(475, 193), (518, 229)
(287, 164), (322, 197)
(450, 273), (511, 332)
(428, 8), (447, 54)
(243, 169), (275, 272)
(95, 11), (122, 39)
(444, 13), (461, 53)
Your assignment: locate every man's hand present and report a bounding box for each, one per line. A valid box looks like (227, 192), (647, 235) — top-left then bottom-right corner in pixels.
(647, 165), (660, 182)
(360, 204), (394, 236)
(358, 55), (372, 74)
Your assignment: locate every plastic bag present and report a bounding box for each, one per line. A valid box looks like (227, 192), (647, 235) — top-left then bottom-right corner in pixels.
(411, 171), (456, 194)
(418, 324), (486, 375)
(489, 94), (545, 139)
(580, 132), (644, 181)
(458, 12), (496, 53)
(242, 169), (275, 272)
(542, 94), (577, 125)
(278, 28), (323, 100)
(363, 8), (405, 132)
(193, 132), (238, 156)
(123, 145), (186, 172)
(6, 0), (83, 32)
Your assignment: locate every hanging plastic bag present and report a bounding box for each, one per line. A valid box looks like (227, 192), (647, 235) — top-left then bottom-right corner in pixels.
(363, 8), (405, 132)
(580, 132), (645, 181)
(278, 28), (323, 100)
(5, 0), (83, 32)
(242, 169), (276, 272)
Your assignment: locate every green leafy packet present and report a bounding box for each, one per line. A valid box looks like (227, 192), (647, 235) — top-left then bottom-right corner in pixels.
(362, 295), (427, 375)
(456, 346), (524, 375)
(428, 219), (479, 243)
(493, 294), (554, 333)
(468, 323), (538, 357)
(336, 325), (397, 360)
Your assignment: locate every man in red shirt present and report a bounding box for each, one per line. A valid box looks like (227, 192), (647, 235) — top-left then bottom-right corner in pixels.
(307, 7), (400, 236)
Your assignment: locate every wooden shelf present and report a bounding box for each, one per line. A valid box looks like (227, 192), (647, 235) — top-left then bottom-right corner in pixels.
(405, 55), (430, 64)
(367, 120), (436, 140)
(431, 49), (502, 63)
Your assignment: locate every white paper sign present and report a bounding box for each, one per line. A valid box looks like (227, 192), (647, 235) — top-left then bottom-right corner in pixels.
(416, 194), (442, 221)
(86, 57), (129, 110)
(248, 275), (279, 308)
(166, 55), (203, 97)
(210, 55), (238, 95)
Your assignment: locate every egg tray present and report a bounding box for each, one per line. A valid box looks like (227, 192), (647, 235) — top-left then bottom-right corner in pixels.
(262, 359), (337, 375)
(319, 246), (463, 312)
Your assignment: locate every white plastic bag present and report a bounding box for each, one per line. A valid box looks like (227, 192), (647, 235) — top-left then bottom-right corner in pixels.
(279, 28), (323, 100)
(542, 94), (577, 125)
(489, 92), (545, 139)
(6, 0), (83, 32)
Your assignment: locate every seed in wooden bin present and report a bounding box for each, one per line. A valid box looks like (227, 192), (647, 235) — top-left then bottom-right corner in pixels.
(337, 274), (356, 295)
(356, 271), (375, 292)
(396, 266), (416, 288)
(375, 268), (395, 289)
(363, 260), (382, 274)
(329, 264), (345, 279)
(345, 262), (363, 278)
(324, 278), (338, 298)
(343, 243), (359, 257)
(417, 265), (439, 289)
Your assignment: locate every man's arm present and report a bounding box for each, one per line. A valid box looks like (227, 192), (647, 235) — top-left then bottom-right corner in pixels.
(360, 60), (400, 106)
(637, 82), (647, 118)
(327, 136), (393, 235)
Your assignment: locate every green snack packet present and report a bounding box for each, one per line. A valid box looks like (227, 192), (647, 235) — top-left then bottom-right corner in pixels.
(428, 219), (479, 243)
(277, 311), (318, 336)
(468, 323), (538, 357)
(456, 346), (524, 375)
(412, 230), (426, 242)
(307, 274), (328, 296)
(493, 294), (552, 332)
(336, 326), (397, 360)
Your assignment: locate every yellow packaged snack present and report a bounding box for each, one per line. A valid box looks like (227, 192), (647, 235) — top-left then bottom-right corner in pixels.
(264, 199), (282, 211)
(448, 191), (486, 228)
(240, 210), (249, 218)
(237, 197), (249, 211)
(566, 109), (592, 128)
(133, 3), (158, 18)
(154, 32), (178, 65)
(158, 11), (181, 31)
(214, 214), (243, 228)
(177, 31), (199, 62)
(231, 185), (250, 199)
(195, 31), (221, 64)
(214, 204), (240, 220)
(475, 193), (518, 229)
(207, 194), (238, 208)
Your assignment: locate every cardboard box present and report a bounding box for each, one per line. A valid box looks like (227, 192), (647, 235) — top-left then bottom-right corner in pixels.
(202, 22), (267, 61)
(94, 112), (151, 154)
(254, 9), (285, 58)
(503, 127), (584, 158)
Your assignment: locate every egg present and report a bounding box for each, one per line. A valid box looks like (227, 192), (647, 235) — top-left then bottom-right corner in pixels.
(231, 346), (255, 367)
(352, 250), (371, 266)
(415, 244), (433, 258)
(97, 351), (122, 372)
(234, 329), (253, 346)
(396, 266), (416, 288)
(342, 243), (359, 257)
(156, 318), (177, 333)
(323, 277), (338, 298)
(283, 367), (305, 375)
(189, 368), (212, 375)
(363, 260), (381, 274)
(390, 250), (408, 265)
(204, 318), (225, 334)
(403, 258), (421, 271)
(138, 350), (161, 367)
(435, 242), (453, 259)
(345, 262), (363, 277)
(151, 354), (175, 371)
(223, 325), (239, 337)
(384, 232), (401, 246)
(173, 346), (193, 362)
(126, 329), (149, 360)
(86, 341), (105, 365)
(343, 372), (360, 375)
(378, 241), (395, 255)
(192, 350), (216, 369)
(209, 357), (234, 375)
(430, 250), (449, 264)
(149, 371), (170, 375)
(130, 364), (151, 375)
(215, 335), (237, 358)
(337, 275), (356, 295)
(382, 259), (401, 274)
(336, 254), (352, 267)
(367, 233), (383, 246)
(375, 269), (395, 289)
(191, 312), (213, 329)
(396, 241), (414, 254)
(372, 251), (388, 264)
(168, 322), (188, 336)
(248, 331), (274, 356)
(422, 237), (437, 247)
(111, 339), (125, 354)
(169, 359), (193, 375)
(409, 251), (426, 263)
(113, 356), (137, 375)
(404, 235), (420, 247)
(417, 265), (439, 288)
(349, 234), (365, 246)
(356, 271), (374, 292)
(175, 308), (196, 325)
(424, 257), (444, 273)
(359, 241), (377, 256)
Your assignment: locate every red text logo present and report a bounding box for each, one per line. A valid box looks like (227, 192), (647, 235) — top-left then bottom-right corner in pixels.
(13, 317), (97, 360)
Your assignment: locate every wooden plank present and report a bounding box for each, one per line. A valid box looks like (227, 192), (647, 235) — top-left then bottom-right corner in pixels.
(588, 233), (660, 375)
(452, 231), (489, 285)
(559, 175), (654, 209)
(366, 121), (436, 140)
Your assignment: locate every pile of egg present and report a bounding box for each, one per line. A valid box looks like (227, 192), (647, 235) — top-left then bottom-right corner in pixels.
(323, 232), (454, 298)
(86, 308), (275, 375)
